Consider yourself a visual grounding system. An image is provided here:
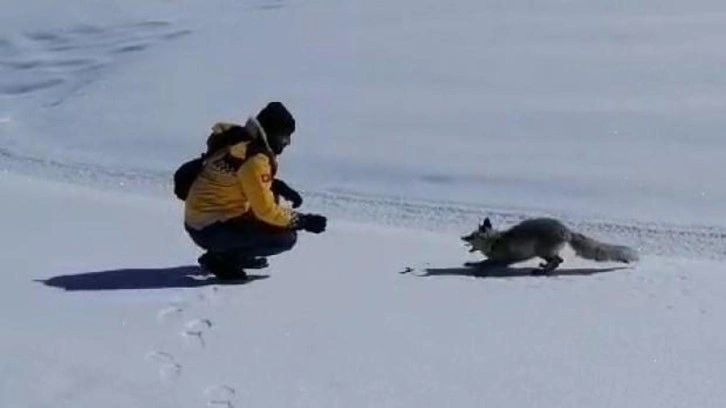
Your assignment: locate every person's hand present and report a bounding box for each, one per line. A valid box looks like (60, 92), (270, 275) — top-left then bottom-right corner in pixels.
(297, 213), (327, 233)
(272, 179), (303, 208)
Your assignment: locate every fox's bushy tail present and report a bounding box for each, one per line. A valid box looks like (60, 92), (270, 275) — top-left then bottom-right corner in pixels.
(569, 233), (639, 263)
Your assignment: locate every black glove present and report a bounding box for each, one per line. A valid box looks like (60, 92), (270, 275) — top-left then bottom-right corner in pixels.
(272, 179), (303, 208)
(296, 213), (327, 234)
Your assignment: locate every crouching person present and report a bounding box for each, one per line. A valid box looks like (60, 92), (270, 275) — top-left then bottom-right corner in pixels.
(183, 102), (327, 280)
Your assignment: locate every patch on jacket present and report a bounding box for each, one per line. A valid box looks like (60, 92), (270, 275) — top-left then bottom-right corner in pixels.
(210, 153), (245, 174)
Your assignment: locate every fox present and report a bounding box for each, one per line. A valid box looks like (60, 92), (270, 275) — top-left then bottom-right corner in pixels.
(461, 217), (639, 274)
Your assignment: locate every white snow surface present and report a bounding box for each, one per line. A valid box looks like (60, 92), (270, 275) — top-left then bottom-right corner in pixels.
(2, 173), (725, 408)
(1, 0), (726, 407)
(1, 0), (725, 229)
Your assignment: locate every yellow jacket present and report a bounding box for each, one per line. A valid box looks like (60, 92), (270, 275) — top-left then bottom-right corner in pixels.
(184, 140), (295, 230)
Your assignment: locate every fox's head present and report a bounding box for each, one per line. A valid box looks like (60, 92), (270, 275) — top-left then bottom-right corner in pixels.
(461, 217), (499, 256)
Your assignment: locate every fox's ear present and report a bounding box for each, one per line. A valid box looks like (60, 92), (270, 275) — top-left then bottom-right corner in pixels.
(480, 217), (492, 231)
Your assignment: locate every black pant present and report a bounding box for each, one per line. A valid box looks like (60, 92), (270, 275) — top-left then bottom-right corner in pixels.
(185, 218), (297, 258)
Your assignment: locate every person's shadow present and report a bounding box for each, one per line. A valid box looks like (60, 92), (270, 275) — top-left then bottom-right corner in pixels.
(37, 265), (268, 291)
(420, 264), (629, 279)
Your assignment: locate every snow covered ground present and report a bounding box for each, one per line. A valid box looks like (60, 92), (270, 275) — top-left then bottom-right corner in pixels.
(1, 0), (726, 407)
(2, 172), (726, 408)
(2, 0), (726, 227)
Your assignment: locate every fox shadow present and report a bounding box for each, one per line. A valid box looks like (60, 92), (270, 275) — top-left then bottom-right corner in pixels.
(37, 265), (268, 291)
(421, 264), (629, 279)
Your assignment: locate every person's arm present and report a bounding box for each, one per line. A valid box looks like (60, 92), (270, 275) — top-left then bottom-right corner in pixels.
(238, 154), (296, 228)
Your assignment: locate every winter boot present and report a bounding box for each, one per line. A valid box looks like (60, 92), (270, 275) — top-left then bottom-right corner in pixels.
(238, 256), (269, 270)
(197, 252), (248, 281)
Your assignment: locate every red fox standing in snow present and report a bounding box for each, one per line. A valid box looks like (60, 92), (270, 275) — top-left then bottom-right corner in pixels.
(461, 217), (639, 274)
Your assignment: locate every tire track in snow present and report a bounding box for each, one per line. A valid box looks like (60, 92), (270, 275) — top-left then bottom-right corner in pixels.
(1, 143), (725, 261)
(0, 20), (191, 105)
(303, 190), (726, 261)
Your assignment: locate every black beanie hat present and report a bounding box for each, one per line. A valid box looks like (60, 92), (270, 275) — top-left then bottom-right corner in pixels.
(256, 102), (295, 137)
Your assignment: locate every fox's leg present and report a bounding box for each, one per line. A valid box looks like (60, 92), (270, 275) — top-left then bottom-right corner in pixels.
(535, 255), (563, 275)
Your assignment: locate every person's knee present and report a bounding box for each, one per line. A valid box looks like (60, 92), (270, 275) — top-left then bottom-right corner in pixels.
(279, 231), (297, 251)
(251, 231), (296, 258)
(184, 224), (210, 250)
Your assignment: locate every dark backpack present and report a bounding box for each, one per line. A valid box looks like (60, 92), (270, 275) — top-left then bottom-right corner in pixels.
(173, 155), (205, 200)
(173, 124), (254, 201)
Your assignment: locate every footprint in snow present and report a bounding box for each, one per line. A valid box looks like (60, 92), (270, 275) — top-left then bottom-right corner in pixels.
(181, 318), (213, 349)
(156, 304), (186, 324)
(196, 285), (223, 307)
(145, 351), (183, 383)
(205, 385), (237, 408)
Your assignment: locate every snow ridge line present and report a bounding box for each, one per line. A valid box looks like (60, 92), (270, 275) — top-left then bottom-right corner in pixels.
(305, 190), (726, 261)
(1, 147), (725, 260)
